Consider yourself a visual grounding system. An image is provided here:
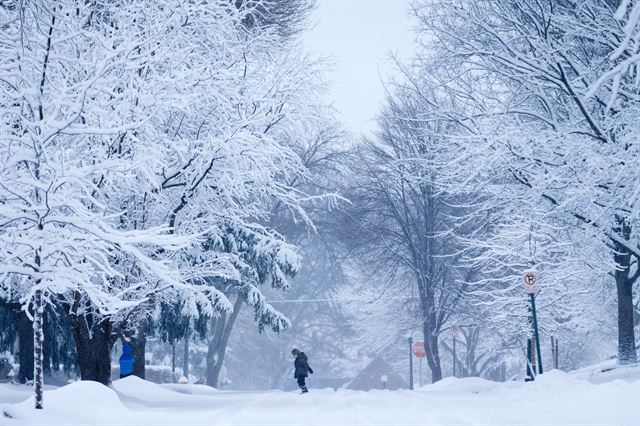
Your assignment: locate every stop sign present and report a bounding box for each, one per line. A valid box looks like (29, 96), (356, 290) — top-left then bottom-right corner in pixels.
(412, 341), (426, 358)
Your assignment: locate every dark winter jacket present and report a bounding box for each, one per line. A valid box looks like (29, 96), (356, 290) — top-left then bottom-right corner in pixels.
(294, 352), (313, 378)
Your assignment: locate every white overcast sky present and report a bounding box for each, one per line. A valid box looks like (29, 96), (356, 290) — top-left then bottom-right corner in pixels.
(303, 0), (416, 136)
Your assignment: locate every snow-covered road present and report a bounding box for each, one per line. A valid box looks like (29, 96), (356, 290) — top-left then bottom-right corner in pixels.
(1, 368), (638, 426)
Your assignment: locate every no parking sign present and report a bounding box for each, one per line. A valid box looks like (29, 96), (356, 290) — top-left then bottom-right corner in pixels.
(523, 270), (538, 294)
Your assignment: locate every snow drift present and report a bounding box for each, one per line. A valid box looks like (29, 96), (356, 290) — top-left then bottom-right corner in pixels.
(1, 364), (638, 426)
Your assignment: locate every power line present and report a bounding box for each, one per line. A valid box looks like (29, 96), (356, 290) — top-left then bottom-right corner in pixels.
(267, 295), (413, 304)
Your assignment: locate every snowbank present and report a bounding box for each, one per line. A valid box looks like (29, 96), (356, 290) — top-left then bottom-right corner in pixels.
(571, 359), (640, 384)
(111, 376), (193, 405)
(161, 383), (220, 395)
(110, 376), (223, 410)
(419, 376), (503, 393)
(2, 381), (130, 425)
(1, 367), (638, 425)
(0, 383), (59, 404)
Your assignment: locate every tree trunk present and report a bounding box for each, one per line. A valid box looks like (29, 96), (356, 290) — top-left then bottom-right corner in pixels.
(422, 317), (442, 383)
(418, 271), (442, 383)
(183, 327), (190, 380)
(126, 321), (147, 379)
(13, 308), (34, 383)
(73, 321), (112, 384)
(206, 328), (222, 387)
(615, 271), (637, 364)
(207, 295), (243, 387)
(68, 303), (114, 385)
(33, 289), (44, 409)
(613, 217), (638, 364)
(42, 309), (52, 376)
(130, 336), (146, 379)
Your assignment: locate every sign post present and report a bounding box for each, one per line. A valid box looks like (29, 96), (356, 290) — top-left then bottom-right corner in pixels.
(523, 270), (543, 375)
(412, 341), (426, 387)
(407, 336), (414, 390)
(449, 325), (460, 378)
(550, 336), (559, 369)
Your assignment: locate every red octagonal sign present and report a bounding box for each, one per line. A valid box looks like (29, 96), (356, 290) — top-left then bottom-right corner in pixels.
(412, 341), (426, 358)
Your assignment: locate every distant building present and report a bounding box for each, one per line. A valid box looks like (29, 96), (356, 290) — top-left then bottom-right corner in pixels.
(347, 356), (408, 391)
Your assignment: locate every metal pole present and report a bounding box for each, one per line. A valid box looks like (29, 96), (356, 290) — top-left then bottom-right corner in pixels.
(419, 357), (423, 387)
(550, 336), (559, 369)
(408, 337), (414, 390)
(452, 337), (457, 378)
(172, 339), (176, 383)
(530, 293), (543, 375)
(526, 338), (534, 381)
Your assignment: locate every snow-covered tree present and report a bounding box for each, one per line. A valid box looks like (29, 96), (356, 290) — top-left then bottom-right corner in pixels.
(0, 0), (208, 404)
(342, 89), (477, 382)
(0, 0), (332, 405)
(412, 0), (640, 364)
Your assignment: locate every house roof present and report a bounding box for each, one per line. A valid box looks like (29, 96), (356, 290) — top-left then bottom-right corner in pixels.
(346, 356), (408, 391)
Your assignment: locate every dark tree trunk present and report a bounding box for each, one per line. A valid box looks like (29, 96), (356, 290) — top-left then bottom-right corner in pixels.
(613, 217), (638, 365)
(33, 289), (43, 409)
(43, 310), (52, 376)
(417, 264), (442, 383)
(67, 299), (115, 385)
(422, 318), (442, 383)
(129, 336), (146, 379)
(72, 320), (113, 384)
(615, 268), (637, 364)
(417, 185), (443, 384)
(207, 295), (243, 387)
(125, 321), (147, 379)
(13, 309), (34, 383)
(416, 270), (443, 383)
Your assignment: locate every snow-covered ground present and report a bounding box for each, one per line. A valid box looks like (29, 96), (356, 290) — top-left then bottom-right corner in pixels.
(1, 367), (638, 426)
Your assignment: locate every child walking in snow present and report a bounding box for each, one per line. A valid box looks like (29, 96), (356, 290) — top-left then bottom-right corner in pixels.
(292, 348), (313, 393)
